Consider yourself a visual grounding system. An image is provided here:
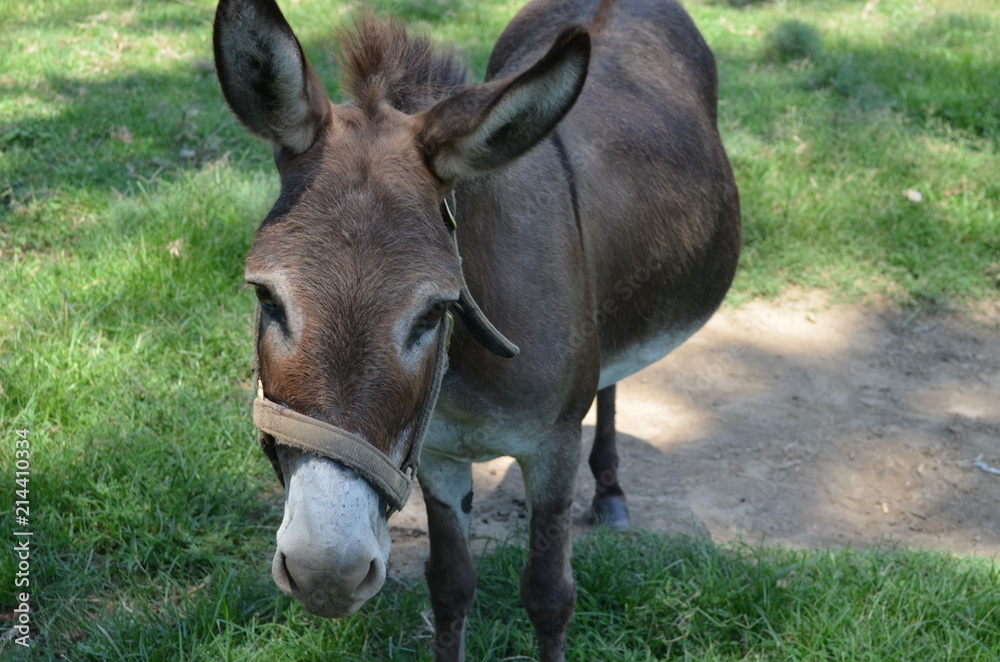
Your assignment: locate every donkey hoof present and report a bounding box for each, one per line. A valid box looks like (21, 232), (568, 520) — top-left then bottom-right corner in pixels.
(593, 497), (630, 531)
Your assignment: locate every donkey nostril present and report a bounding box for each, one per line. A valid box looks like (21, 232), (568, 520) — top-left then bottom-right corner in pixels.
(272, 551), (299, 597)
(353, 557), (385, 600)
(282, 555), (300, 594)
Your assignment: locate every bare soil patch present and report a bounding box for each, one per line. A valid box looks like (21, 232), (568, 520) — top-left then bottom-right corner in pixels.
(388, 293), (1000, 579)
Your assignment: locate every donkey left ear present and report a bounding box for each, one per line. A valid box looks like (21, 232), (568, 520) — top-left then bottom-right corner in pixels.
(214, 0), (330, 155)
(417, 26), (590, 183)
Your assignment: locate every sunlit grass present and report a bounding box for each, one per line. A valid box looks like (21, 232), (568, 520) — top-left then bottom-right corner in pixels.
(701, 0), (1000, 305)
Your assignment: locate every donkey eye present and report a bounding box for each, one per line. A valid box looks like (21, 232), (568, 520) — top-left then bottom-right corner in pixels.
(253, 284), (281, 315)
(418, 302), (448, 330)
(408, 302), (448, 346)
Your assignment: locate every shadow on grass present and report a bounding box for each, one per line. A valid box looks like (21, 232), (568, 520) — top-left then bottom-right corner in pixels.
(1, 7), (499, 248)
(716, 8), (1000, 141)
(2, 70), (267, 205)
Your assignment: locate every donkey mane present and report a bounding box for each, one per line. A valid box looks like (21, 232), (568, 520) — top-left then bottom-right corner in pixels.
(336, 13), (469, 115)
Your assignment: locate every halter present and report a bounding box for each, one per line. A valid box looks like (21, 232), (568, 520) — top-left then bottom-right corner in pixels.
(251, 193), (518, 516)
(253, 311), (451, 515)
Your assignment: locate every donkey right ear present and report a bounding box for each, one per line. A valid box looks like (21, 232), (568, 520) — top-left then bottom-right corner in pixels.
(214, 0), (330, 154)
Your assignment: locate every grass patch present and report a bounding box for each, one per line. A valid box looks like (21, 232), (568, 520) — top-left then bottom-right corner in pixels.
(1, 0), (998, 659)
(699, 0), (1000, 305)
(5, 531), (999, 660)
(764, 19), (823, 63)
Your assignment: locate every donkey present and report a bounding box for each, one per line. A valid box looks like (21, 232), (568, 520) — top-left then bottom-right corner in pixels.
(214, 0), (739, 659)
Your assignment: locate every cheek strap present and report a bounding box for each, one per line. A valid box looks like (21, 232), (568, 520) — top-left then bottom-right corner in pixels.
(443, 192), (520, 359)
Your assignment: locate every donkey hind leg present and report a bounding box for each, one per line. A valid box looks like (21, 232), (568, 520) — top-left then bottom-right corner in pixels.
(418, 454), (477, 662)
(519, 427), (581, 662)
(588, 384), (630, 530)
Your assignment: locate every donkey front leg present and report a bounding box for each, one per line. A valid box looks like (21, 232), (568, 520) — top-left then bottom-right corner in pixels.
(418, 454), (477, 662)
(519, 427), (582, 662)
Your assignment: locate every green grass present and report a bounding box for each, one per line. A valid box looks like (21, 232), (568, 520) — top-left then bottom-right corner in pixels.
(6, 528), (1000, 660)
(698, 0), (1000, 304)
(1, 0), (999, 659)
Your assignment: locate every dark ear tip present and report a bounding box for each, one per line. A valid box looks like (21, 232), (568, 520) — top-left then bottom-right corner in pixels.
(559, 24), (591, 41)
(554, 24), (591, 52)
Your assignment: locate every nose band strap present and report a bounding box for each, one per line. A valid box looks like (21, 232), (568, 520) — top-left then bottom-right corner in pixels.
(253, 395), (413, 513)
(253, 312), (453, 516)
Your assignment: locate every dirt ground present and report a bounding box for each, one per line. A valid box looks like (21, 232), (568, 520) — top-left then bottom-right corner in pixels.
(387, 292), (1000, 580)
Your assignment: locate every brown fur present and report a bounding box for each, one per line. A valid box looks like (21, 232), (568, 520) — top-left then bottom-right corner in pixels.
(336, 12), (468, 115)
(248, 107), (463, 453)
(214, 0), (739, 659)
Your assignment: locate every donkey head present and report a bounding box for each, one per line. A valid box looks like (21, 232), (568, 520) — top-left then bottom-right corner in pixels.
(214, 0), (589, 617)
